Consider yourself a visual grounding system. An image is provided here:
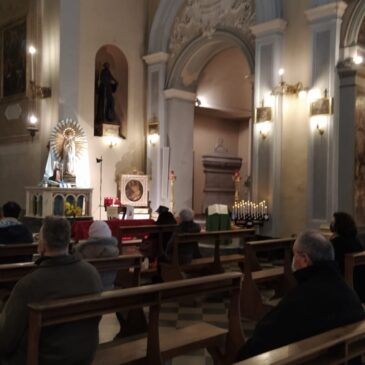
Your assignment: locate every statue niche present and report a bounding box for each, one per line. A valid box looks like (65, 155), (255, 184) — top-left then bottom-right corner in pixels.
(94, 45), (128, 138)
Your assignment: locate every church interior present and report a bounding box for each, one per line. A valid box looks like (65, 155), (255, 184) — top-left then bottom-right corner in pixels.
(2, 0), (365, 364)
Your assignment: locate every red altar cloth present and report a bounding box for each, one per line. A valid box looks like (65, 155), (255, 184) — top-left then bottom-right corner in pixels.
(71, 219), (155, 242)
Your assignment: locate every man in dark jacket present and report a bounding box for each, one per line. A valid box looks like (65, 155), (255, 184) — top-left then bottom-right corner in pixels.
(237, 230), (365, 363)
(0, 216), (102, 365)
(0, 201), (33, 244)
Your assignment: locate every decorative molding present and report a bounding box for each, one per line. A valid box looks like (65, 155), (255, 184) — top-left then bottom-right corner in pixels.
(164, 88), (195, 102)
(250, 18), (287, 37)
(305, 1), (348, 23)
(168, 0), (255, 64)
(143, 52), (169, 65)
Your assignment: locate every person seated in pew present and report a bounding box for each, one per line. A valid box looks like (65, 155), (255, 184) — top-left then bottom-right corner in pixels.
(0, 201), (33, 244)
(139, 209), (177, 262)
(165, 208), (202, 264)
(330, 212), (365, 302)
(236, 230), (365, 364)
(74, 220), (119, 290)
(0, 216), (102, 365)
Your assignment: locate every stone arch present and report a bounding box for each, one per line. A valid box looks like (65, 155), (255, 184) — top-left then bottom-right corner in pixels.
(166, 31), (254, 92)
(341, 0), (365, 48)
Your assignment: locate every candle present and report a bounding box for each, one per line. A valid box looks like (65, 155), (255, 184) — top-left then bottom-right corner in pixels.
(29, 46), (36, 81)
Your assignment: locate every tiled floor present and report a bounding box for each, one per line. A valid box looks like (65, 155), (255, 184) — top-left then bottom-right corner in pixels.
(99, 295), (257, 365)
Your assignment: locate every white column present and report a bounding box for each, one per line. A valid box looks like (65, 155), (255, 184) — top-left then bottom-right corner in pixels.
(250, 18), (287, 237)
(305, 1), (347, 227)
(143, 52), (169, 210)
(164, 88), (196, 213)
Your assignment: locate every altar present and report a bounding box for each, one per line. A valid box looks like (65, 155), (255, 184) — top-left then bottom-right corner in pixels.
(25, 186), (93, 218)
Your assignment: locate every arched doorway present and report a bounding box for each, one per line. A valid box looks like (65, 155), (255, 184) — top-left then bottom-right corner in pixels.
(145, 0), (255, 212)
(193, 47), (253, 214)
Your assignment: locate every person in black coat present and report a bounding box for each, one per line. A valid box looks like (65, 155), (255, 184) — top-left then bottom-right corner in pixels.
(330, 211), (365, 302)
(236, 230), (365, 364)
(166, 208), (201, 264)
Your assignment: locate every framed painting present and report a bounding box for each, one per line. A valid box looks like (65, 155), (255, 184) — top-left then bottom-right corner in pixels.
(256, 106), (272, 122)
(1, 18), (27, 100)
(120, 174), (148, 207)
(310, 97), (332, 117)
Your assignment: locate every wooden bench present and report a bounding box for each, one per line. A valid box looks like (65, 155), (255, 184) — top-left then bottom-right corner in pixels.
(0, 243), (38, 263)
(160, 229), (255, 281)
(344, 251), (365, 289)
(241, 237), (296, 320)
(118, 224), (178, 253)
(0, 254), (142, 286)
(26, 272), (244, 365)
(233, 319), (365, 365)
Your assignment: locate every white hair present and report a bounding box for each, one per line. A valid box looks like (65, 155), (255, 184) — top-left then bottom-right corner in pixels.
(179, 208), (194, 222)
(296, 230), (334, 262)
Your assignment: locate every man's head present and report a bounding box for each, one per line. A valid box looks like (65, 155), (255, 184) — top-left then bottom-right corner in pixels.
(292, 230), (334, 272)
(2, 201), (21, 219)
(179, 208), (194, 223)
(38, 216), (71, 256)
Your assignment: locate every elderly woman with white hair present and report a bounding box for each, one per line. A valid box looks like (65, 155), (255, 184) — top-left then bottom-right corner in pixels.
(74, 220), (119, 289)
(165, 208), (202, 264)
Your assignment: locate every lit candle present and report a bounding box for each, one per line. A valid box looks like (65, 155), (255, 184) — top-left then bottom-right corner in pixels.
(29, 46), (36, 81)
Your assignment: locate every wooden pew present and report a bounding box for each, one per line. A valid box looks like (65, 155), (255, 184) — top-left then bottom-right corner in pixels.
(233, 319), (365, 365)
(344, 251), (365, 289)
(0, 243), (38, 263)
(241, 237), (296, 320)
(26, 272), (244, 365)
(160, 229), (255, 281)
(0, 254), (142, 286)
(118, 224), (178, 253)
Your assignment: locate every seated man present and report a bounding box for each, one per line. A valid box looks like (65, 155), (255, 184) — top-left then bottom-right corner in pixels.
(0, 201), (33, 244)
(0, 216), (102, 365)
(237, 230), (365, 363)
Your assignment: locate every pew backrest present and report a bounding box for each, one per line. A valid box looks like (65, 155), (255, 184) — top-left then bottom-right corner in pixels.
(233, 319), (365, 365)
(0, 243), (38, 258)
(0, 254), (142, 286)
(344, 251), (365, 288)
(171, 229), (256, 266)
(27, 271), (243, 365)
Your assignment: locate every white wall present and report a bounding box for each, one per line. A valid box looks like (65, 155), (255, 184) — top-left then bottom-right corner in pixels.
(0, 0), (147, 219)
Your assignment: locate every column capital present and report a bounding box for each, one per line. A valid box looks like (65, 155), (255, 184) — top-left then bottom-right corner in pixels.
(143, 52), (169, 65)
(250, 18), (287, 38)
(305, 1), (347, 23)
(164, 88), (195, 102)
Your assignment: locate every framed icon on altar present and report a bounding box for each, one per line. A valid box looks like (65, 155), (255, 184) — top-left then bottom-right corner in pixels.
(120, 174), (148, 207)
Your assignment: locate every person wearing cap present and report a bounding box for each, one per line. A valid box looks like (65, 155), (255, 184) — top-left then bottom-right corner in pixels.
(74, 220), (119, 289)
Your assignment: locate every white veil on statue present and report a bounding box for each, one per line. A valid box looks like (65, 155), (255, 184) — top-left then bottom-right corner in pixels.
(44, 118), (90, 187)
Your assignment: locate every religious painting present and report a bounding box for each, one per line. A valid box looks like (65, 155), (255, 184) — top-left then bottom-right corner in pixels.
(94, 45), (128, 138)
(1, 18), (27, 100)
(310, 97), (332, 117)
(256, 106), (272, 122)
(120, 175), (148, 207)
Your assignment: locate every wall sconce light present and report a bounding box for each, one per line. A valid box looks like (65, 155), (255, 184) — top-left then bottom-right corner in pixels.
(256, 100), (272, 140)
(272, 68), (308, 96)
(105, 136), (119, 148)
(102, 124), (120, 148)
(26, 112), (39, 140)
(148, 120), (159, 145)
(195, 98), (201, 107)
(28, 46), (52, 99)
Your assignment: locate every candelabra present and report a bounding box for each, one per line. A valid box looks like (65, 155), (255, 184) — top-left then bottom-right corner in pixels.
(231, 200), (270, 227)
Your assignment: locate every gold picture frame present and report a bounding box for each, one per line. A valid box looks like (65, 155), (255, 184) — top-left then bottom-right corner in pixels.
(256, 106), (272, 123)
(120, 174), (148, 207)
(310, 97), (333, 117)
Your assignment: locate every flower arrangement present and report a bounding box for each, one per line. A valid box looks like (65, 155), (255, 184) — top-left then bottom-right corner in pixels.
(64, 202), (82, 217)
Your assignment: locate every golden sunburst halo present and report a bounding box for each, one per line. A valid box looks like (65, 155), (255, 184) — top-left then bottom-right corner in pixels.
(50, 119), (87, 162)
